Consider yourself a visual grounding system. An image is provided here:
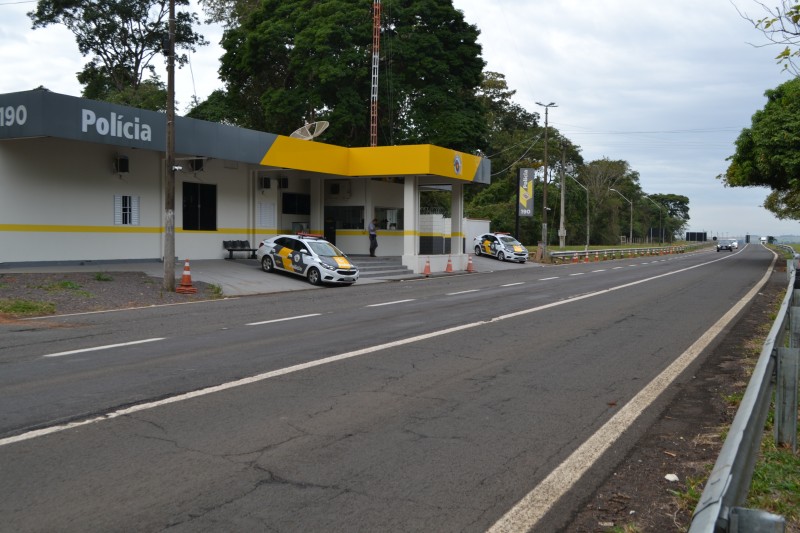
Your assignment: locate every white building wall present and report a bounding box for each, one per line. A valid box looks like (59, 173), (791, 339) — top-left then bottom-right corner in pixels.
(0, 137), (164, 262)
(0, 137), (262, 263)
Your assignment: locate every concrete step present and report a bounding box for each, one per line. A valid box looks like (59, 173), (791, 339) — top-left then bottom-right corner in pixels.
(349, 255), (415, 278)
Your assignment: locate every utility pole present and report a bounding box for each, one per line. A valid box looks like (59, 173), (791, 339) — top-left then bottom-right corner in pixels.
(558, 142), (566, 248)
(163, 0), (176, 292)
(536, 102), (557, 255)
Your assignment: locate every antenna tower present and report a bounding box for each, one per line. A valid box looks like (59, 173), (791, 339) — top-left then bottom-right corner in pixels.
(370, 0), (381, 147)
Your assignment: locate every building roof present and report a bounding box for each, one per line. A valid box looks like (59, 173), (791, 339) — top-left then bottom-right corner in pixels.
(0, 89), (490, 184)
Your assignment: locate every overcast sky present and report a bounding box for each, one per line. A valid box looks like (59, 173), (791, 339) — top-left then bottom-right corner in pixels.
(0, 0), (796, 238)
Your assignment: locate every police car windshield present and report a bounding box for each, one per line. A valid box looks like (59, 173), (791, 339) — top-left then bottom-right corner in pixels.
(498, 235), (521, 245)
(309, 241), (345, 257)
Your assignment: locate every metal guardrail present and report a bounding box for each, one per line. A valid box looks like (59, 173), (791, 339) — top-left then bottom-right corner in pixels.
(689, 253), (799, 532)
(548, 245), (688, 263)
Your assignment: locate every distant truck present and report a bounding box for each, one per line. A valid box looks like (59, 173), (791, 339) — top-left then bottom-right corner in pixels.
(760, 236), (768, 244)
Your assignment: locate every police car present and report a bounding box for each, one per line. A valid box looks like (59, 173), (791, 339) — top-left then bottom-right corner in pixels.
(473, 232), (529, 263)
(256, 234), (359, 285)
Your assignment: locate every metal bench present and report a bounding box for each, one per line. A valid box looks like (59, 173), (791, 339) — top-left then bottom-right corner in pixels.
(222, 240), (258, 259)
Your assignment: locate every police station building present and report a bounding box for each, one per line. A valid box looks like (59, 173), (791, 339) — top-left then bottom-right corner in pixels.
(0, 89), (490, 273)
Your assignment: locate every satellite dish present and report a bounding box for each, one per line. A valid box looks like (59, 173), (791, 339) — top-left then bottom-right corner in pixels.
(289, 121), (329, 141)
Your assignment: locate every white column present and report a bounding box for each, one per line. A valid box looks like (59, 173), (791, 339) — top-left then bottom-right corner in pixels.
(402, 176), (419, 271)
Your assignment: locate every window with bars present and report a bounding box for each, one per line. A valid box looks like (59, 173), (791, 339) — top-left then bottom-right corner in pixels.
(114, 195), (140, 225)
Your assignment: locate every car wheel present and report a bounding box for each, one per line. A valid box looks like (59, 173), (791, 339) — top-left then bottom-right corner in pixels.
(307, 267), (321, 285)
(261, 256), (274, 272)
(498, 251), (506, 261)
(474, 245), (482, 256)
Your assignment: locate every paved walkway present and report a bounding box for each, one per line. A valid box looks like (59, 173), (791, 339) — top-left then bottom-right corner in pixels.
(0, 256), (542, 297)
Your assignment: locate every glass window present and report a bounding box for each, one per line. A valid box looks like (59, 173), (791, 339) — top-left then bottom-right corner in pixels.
(324, 206), (365, 229)
(182, 182), (217, 231)
(374, 207), (403, 230)
(282, 193), (310, 215)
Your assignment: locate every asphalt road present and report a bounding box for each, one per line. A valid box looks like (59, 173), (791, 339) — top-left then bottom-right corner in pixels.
(0, 244), (777, 532)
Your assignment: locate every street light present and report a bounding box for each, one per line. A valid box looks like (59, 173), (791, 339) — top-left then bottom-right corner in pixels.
(536, 101), (557, 254)
(567, 174), (590, 252)
(643, 195), (664, 245)
(609, 188), (633, 244)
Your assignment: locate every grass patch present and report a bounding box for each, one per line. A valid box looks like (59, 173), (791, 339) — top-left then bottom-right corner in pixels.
(0, 298), (56, 316)
(94, 272), (113, 282)
(37, 280), (92, 297)
(209, 283), (224, 298)
(45, 280), (82, 291)
(747, 435), (800, 524)
(670, 473), (707, 515)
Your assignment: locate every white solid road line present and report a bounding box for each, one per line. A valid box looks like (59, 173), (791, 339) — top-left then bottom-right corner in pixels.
(486, 254), (776, 533)
(42, 338), (165, 358)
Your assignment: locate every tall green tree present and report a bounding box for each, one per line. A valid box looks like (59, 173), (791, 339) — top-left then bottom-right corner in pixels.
(579, 159), (638, 244)
(641, 193), (689, 243)
(29, 0), (207, 111)
(720, 77), (800, 220)
(200, 0), (486, 149)
(467, 71), (589, 245)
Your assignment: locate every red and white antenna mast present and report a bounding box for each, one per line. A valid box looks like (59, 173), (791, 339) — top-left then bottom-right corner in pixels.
(370, 0), (381, 147)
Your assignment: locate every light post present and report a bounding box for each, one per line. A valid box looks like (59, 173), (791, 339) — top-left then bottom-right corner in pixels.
(536, 101), (557, 254)
(643, 195), (664, 245)
(609, 188), (632, 244)
(567, 174), (589, 252)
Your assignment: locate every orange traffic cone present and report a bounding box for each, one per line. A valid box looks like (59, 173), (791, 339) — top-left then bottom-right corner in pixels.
(445, 255), (453, 273)
(176, 259), (198, 294)
(584, 253), (589, 263)
(423, 257), (431, 277)
(572, 253), (578, 263)
(467, 254), (475, 273)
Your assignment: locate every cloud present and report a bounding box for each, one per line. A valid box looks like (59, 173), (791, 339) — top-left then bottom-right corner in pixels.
(0, 0), (796, 237)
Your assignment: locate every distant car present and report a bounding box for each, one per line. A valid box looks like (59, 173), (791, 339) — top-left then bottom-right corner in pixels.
(474, 232), (529, 263)
(716, 240), (734, 252)
(731, 240), (739, 249)
(256, 234), (359, 285)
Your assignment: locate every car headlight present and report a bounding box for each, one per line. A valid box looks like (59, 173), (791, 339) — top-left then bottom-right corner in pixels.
(319, 260), (338, 271)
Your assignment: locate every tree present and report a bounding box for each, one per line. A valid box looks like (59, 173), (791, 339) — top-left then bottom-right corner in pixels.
(205, 0), (486, 149)
(736, 0), (800, 75)
(29, 0), (207, 111)
(720, 77), (800, 220)
(643, 193), (690, 243)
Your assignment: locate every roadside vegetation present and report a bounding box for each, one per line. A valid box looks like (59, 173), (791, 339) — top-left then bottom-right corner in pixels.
(0, 299), (55, 317)
(668, 254), (800, 530)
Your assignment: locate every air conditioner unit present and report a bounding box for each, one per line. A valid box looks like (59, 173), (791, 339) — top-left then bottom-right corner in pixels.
(114, 155), (129, 174)
(188, 158), (204, 172)
(257, 176), (271, 190)
(327, 179), (351, 199)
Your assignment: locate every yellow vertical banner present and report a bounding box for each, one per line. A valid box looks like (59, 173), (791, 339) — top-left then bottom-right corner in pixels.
(518, 168), (534, 217)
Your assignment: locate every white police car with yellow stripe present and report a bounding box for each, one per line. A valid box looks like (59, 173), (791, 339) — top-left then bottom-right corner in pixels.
(256, 234), (359, 285)
(474, 232), (529, 263)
